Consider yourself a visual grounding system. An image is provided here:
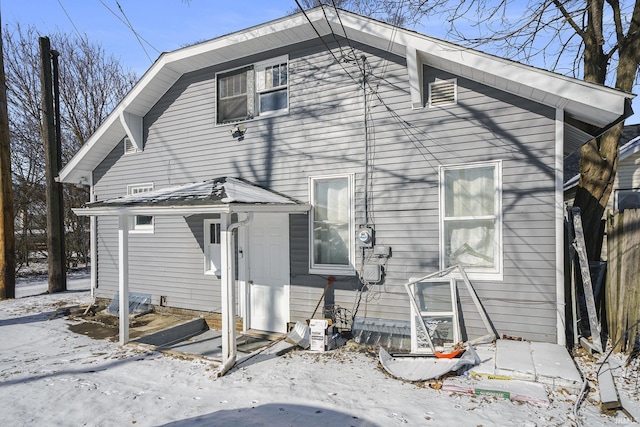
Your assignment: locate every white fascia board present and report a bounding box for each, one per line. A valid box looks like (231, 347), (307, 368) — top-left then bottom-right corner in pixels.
(620, 136), (640, 161)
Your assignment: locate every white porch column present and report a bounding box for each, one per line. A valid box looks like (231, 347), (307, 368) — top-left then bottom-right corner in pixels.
(220, 213), (234, 364)
(118, 214), (130, 345)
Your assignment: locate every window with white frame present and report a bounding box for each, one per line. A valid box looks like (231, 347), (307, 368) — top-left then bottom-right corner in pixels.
(216, 55), (288, 125)
(309, 175), (354, 274)
(127, 183), (154, 233)
(440, 161), (502, 278)
(204, 219), (222, 276)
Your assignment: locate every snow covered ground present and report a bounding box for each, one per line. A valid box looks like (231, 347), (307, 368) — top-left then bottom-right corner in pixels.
(0, 274), (638, 426)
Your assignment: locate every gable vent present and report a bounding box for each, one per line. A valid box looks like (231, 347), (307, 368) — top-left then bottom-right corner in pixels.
(428, 79), (457, 107)
(124, 137), (136, 154)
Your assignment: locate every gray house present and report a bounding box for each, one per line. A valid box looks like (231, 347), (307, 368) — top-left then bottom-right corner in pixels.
(59, 7), (633, 360)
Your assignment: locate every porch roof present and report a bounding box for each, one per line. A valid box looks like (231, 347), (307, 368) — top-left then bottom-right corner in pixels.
(73, 177), (310, 216)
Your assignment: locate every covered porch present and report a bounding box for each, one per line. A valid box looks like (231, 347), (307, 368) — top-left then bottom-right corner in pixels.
(74, 177), (309, 376)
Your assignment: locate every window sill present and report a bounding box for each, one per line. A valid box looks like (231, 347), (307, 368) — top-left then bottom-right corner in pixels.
(309, 266), (355, 276)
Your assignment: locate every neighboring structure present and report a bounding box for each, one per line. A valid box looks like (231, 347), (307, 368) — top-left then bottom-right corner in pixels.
(564, 124), (640, 207)
(59, 7), (633, 356)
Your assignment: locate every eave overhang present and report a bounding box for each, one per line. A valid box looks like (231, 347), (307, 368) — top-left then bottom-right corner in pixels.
(58, 6), (635, 185)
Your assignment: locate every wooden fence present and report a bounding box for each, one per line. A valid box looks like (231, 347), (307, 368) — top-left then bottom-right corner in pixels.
(606, 208), (640, 353)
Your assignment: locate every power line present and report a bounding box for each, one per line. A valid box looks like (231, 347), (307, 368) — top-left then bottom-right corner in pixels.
(293, 1), (361, 86)
(97, 0), (159, 63)
(56, 0), (84, 41)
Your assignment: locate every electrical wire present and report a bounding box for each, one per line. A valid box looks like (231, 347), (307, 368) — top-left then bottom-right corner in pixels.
(56, 0), (85, 41)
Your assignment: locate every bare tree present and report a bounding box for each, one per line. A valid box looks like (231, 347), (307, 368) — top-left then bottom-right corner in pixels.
(3, 24), (137, 272)
(299, 0), (639, 260)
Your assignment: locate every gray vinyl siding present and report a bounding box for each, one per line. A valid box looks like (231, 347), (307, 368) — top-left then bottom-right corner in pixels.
(93, 37), (559, 342)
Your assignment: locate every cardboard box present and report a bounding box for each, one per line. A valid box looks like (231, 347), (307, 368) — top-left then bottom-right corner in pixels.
(309, 319), (338, 352)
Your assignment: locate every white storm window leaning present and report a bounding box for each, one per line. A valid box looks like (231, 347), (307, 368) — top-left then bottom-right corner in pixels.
(127, 183), (154, 233)
(309, 175), (354, 274)
(440, 161), (502, 279)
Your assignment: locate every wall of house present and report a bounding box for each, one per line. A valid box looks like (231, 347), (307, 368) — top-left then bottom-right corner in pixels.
(93, 36), (558, 342)
(607, 149), (640, 212)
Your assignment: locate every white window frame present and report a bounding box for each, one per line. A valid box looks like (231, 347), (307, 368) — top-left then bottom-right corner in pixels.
(215, 55), (289, 125)
(127, 183), (154, 233)
(309, 174), (355, 275)
(204, 219), (222, 276)
(428, 78), (457, 108)
(439, 161), (502, 280)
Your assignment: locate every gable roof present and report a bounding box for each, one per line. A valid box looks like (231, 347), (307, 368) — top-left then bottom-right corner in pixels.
(59, 6), (635, 185)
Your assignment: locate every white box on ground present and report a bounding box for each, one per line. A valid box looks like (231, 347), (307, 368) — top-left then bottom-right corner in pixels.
(309, 319), (335, 352)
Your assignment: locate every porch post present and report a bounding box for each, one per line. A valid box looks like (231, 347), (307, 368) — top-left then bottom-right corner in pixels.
(220, 213), (234, 364)
(118, 214), (130, 345)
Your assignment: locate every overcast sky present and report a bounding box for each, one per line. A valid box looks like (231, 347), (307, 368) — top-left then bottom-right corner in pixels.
(2, 0), (638, 124)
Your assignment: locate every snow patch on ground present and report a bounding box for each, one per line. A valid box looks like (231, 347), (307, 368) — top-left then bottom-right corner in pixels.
(1, 275), (638, 426)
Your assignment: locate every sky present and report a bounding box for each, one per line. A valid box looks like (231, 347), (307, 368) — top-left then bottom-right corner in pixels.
(1, 0), (638, 124)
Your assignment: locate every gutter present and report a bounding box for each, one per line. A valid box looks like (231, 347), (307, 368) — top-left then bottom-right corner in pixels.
(216, 212), (253, 377)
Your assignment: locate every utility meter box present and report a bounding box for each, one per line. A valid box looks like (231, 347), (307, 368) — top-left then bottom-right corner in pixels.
(356, 227), (374, 248)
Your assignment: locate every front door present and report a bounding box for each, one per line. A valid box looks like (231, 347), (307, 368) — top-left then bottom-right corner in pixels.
(247, 213), (290, 333)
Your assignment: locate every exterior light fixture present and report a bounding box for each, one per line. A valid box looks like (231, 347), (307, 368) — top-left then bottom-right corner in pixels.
(229, 125), (247, 141)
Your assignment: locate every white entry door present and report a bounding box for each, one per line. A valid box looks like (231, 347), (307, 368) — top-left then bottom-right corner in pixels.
(247, 213), (290, 333)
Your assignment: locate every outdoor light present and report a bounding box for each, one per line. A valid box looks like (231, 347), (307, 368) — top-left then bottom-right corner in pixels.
(230, 125), (247, 141)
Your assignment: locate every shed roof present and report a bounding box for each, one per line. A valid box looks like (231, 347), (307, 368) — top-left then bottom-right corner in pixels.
(74, 177), (309, 216)
(59, 6), (635, 185)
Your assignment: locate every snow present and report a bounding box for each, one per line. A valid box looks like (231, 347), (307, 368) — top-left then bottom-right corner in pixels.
(1, 274), (638, 426)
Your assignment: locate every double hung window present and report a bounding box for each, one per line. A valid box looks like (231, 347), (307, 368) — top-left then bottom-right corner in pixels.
(309, 175), (354, 274)
(216, 55), (288, 124)
(440, 162), (502, 278)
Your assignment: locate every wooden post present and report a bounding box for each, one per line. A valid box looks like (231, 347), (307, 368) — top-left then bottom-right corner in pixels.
(39, 37), (66, 293)
(0, 15), (15, 300)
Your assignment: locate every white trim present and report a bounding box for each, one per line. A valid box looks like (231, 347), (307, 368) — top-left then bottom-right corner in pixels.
(555, 108), (566, 346)
(438, 160), (503, 281)
(117, 214), (130, 345)
(89, 175), (97, 299)
(309, 173), (356, 275)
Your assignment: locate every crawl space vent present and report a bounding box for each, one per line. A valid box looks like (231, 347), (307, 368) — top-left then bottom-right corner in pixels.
(428, 79), (457, 107)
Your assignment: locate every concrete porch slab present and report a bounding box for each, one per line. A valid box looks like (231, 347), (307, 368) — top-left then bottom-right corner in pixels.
(495, 340), (536, 381)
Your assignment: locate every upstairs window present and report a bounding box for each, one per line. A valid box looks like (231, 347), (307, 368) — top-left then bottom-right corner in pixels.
(440, 161), (502, 279)
(216, 55), (288, 125)
(127, 183), (154, 233)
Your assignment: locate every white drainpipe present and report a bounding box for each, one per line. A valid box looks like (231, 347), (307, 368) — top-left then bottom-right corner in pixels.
(217, 212), (253, 377)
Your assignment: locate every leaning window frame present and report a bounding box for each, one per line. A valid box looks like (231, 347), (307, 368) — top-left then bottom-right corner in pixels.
(127, 183), (154, 234)
(214, 55), (289, 126)
(308, 174), (355, 276)
(438, 160), (503, 281)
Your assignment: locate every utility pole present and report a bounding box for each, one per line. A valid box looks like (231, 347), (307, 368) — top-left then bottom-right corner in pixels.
(0, 13), (16, 300)
(39, 37), (66, 293)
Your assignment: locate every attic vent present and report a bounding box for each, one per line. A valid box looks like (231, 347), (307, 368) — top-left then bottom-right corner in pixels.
(428, 79), (457, 107)
(124, 137), (136, 154)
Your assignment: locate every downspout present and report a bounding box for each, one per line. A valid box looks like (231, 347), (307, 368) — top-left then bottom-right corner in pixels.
(555, 107), (566, 346)
(89, 175), (97, 299)
(217, 212), (253, 377)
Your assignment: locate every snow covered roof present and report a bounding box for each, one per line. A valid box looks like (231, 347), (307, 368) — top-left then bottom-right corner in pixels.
(59, 6), (635, 185)
(74, 177), (309, 216)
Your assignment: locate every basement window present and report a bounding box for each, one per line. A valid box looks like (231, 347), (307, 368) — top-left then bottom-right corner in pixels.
(127, 183), (154, 233)
(428, 78), (457, 107)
